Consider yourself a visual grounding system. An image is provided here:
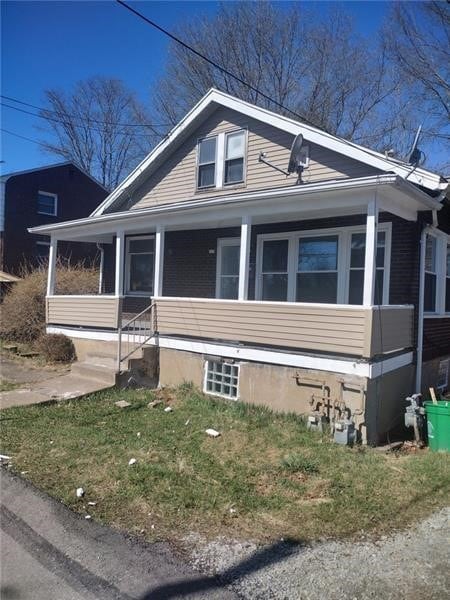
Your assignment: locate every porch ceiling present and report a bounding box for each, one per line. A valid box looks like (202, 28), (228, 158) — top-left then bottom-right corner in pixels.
(28, 174), (442, 242)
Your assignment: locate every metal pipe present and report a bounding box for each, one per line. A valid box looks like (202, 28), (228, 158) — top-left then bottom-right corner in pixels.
(96, 243), (104, 294)
(415, 225), (427, 392)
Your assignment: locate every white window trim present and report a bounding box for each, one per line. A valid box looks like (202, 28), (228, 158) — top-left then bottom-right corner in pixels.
(255, 223), (392, 305)
(203, 359), (240, 400)
(424, 231), (449, 316)
(216, 237), (240, 299)
(37, 191), (58, 216)
(124, 234), (155, 296)
(196, 128), (247, 191)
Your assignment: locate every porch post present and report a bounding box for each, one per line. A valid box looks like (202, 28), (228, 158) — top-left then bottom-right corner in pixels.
(115, 230), (125, 296)
(363, 199), (378, 306)
(238, 215), (252, 301)
(46, 236), (57, 296)
(154, 225), (165, 297)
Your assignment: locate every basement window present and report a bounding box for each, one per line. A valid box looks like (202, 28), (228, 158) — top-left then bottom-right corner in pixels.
(204, 360), (239, 400)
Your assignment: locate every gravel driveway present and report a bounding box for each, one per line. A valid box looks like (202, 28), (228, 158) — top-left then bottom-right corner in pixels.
(189, 507), (450, 600)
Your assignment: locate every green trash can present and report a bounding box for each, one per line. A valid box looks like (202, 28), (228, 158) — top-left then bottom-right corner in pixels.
(424, 400), (450, 452)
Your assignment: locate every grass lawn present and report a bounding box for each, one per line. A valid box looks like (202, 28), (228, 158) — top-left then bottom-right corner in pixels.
(0, 380), (20, 392)
(1, 384), (449, 543)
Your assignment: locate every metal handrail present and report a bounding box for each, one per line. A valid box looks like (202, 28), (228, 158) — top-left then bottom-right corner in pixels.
(117, 302), (155, 372)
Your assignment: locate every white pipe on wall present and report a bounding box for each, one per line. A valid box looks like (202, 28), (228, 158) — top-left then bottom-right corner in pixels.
(415, 226), (427, 393)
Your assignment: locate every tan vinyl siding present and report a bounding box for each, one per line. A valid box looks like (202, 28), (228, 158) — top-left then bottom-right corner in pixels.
(366, 306), (414, 356)
(155, 298), (367, 356)
(47, 296), (120, 329)
(130, 107), (378, 211)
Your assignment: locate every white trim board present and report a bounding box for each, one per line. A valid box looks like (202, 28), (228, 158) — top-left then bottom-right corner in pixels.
(91, 89), (446, 217)
(47, 326), (413, 379)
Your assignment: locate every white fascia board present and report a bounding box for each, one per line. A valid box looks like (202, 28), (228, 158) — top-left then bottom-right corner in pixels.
(47, 325), (413, 379)
(91, 88), (447, 217)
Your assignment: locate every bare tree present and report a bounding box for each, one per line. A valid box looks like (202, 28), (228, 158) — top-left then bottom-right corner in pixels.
(154, 3), (403, 150)
(39, 77), (160, 190)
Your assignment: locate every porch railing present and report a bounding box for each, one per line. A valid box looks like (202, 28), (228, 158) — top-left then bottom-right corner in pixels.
(117, 303), (155, 371)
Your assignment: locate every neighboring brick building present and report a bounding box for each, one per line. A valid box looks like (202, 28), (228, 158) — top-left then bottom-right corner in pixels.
(0, 162), (108, 275)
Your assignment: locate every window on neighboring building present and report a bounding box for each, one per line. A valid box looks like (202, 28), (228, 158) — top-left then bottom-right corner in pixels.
(35, 241), (50, 260)
(37, 191), (57, 216)
(204, 360), (239, 399)
(437, 359), (449, 392)
(424, 235), (437, 312)
(296, 235), (338, 303)
(224, 131), (245, 185)
(197, 136), (217, 189)
(125, 236), (155, 295)
(348, 231), (386, 305)
(261, 239), (289, 301)
(446, 243), (450, 313)
(216, 238), (240, 299)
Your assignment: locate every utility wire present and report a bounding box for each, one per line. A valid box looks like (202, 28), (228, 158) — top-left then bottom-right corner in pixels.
(115, 0), (319, 129)
(1, 102), (163, 138)
(1, 94), (172, 129)
(1, 127), (44, 146)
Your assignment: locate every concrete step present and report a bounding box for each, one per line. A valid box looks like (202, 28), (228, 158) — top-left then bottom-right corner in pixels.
(70, 362), (117, 385)
(86, 352), (117, 369)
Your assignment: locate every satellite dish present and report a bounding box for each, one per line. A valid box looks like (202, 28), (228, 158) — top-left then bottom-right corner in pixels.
(288, 134), (305, 174)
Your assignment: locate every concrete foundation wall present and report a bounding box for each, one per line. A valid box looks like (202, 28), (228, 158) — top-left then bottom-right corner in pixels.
(70, 338), (117, 362)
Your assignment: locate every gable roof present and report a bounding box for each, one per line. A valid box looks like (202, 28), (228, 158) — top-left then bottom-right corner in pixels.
(0, 161), (108, 192)
(92, 89), (448, 217)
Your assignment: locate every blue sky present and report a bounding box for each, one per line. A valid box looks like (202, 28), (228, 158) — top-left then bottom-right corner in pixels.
(1, 0), (390, 175)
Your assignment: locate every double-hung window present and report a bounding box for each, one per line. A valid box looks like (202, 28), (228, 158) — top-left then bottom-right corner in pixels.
(424, 235), (437, 313)
(216, 238), (240, 299)
(224, 131), (245, 185)
(197, 136), (217, 189)
(197, 130), (246, 189)
(125, 236), (155, 295)
(348, 231), (386, 305)
(256, 224), (391, 304)
(37, 191), (57, 216)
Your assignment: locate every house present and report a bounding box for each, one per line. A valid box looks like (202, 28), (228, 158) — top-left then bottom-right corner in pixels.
(0, 162), (108, 275)
(29, 90), (449, 444)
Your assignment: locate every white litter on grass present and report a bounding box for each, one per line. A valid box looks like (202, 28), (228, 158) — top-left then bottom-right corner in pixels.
(76, 487), (85, 498)
(164, 406), (173, 413)
(205, 429), (221, 438)
(88, 501), (97, 506)
(128, 458), (137, 466)
(0, 454), (11, 461)
(137, 432), (141, 438)
(185, 419), (190, 426)
(85, 515), (92, 520)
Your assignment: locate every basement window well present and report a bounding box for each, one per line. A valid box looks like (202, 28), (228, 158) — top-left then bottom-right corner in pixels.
(204, 360), (239, 399)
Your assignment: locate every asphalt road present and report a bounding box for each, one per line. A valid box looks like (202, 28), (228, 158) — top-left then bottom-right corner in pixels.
(0, 470), (237, 600)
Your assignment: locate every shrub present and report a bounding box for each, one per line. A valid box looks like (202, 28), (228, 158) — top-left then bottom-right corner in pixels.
(36, 333), (75, 363)
(281, 453), (320, 475)
(0, 262), (99, 343)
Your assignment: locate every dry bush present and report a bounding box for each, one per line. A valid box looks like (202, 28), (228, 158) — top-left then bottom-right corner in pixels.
(0, 261), (99, 343)
(36, 333), (75, 363)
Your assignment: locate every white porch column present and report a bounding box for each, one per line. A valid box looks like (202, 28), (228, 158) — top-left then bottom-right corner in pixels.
(115, 230), (125, 296)
(154, 225), (165, 297)
(363, 199), (378, 306)
(238, 215), (252, 301)
(46, 237), (57, 296)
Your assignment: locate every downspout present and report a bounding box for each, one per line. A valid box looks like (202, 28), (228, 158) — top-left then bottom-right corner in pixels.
(415, 225), (428, 393)
(96, 243), (104, 294)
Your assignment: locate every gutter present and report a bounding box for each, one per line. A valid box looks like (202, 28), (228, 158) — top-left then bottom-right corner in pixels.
(415, 225), (428, 392)
(28, 174), (440, 236)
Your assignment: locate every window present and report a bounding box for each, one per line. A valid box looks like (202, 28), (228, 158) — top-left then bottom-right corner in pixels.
(224, 131), (245, 185)
(37, 191), (57, 216)
(197, 136), (217, 189)
(216, 238), (240, 299)
(197, 130), (246, 190)
(446, 244), (450, 313)
(261, 239), (289, 301)
(348, 231), (386, 305)
(204, 360), (239, 399)
(125, 236), (155, 295)
(256, 224), (391, 304)
(437, 360), (449, 392)
(424, 235), (437, 312)
(35, 241), (50, 260)
(297, 236), (338, 303)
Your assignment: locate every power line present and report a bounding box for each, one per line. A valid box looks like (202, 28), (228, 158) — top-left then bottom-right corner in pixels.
(1, 94), (172, 129)
(115, 0), (319, 129)
(1, 101), (164, 138)
(1, 127), (43, 146)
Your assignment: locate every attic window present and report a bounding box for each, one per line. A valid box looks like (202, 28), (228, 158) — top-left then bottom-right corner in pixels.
(197, 136), (217, 189)
(37, 191), (58, 216)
